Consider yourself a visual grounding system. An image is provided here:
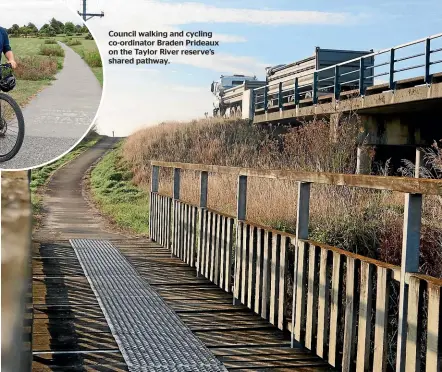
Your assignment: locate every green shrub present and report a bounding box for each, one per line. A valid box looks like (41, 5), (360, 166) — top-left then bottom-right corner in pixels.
(14, 56), (58, 80)
(82, 50), (102, 67)
(85, 33), (94, 40)
(66, 39), (82, 46)
(66, 32), (73, 37)
(44, 39), (57, 44)
(39, 44), (65, 57)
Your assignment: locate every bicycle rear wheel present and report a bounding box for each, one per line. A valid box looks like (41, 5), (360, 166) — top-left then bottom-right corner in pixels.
(0, 93), (25, 162)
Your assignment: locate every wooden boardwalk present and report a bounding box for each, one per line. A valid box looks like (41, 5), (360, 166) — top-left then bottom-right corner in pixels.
(31, 237), (333, 371)
(32, 240), (127, 371)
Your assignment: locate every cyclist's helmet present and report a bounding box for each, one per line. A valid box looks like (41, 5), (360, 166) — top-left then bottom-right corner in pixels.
(0, 74), (16, 92)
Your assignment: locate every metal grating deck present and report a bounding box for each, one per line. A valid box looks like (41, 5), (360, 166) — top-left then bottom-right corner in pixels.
(70, 239), (227, 372)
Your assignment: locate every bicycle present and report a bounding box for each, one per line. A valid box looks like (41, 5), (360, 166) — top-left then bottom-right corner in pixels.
(0, 63), (24, 162)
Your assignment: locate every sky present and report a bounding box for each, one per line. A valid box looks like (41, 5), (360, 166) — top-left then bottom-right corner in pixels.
(5, 0), (442, 136)
(0, 0), (81, 27)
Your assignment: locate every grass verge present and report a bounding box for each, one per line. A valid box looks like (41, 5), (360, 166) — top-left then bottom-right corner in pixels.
(31, 134), (101, 227)
(90, 144), (149, 235)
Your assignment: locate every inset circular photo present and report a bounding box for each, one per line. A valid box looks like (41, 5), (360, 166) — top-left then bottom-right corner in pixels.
(0, 1), (103, 170)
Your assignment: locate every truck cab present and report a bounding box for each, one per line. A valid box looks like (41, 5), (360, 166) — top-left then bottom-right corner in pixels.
(212, 75), (257, 96)
(211, 75), (258, 117)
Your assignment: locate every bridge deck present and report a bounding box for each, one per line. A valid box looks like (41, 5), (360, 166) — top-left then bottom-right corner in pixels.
(32, 237), (333, 371)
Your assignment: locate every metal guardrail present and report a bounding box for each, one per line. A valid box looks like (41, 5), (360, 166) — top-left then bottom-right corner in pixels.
(149, 160), (442, 372)
(254, 33), (442, 111)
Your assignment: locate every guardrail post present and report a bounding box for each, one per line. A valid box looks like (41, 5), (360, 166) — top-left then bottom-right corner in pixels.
(389, 48), (396, 90)
(264, 86), (268, 113)
(278, 82), (283, 111)
(250, 89), (255, 120)
(233, 175), (247, 305)
(171, 168), (181, 257)
(425, 38), (431, 85)
(291, 182), (311, 348)
(359, 58), (365, 96)
(294, 78), (299, 105)
(415, 148), (421, 178)
(396, 193), (422, 372)
(197, 171), (208, 277)
(149, 165), (159, 241)
(334, 65), (340, 101)
(313, 72), (318, 104)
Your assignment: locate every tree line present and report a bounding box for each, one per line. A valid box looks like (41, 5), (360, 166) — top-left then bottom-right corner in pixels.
(8, 18), (89, 37)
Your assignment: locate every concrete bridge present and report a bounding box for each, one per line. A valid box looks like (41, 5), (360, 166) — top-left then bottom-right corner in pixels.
(240, 34), (442, 172)
(3, 141), (442, 371)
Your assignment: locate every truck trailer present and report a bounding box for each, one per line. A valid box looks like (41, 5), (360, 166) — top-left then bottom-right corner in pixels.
(259, 47), (375, 109)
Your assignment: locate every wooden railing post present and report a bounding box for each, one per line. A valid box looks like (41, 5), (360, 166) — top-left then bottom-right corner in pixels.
(396, 193), (422, 372)
(171, 168), (181, 257)
(291, 182), (311, 348)
(149, 165), (159, 242)
(233, 175), (247, 305)
(197, 171), (208, 277)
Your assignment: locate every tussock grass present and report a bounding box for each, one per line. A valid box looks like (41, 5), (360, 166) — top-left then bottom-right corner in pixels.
(79, 50), (102, 67)
(14, 55), (58, 81)
(39, 44), (65, 57)
(66, 39), (82, 46)
(44, 39), (57, 44)
(121, 116), (442, 276)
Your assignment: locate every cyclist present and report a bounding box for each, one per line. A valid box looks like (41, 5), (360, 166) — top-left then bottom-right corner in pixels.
(0, 27), (17, 68)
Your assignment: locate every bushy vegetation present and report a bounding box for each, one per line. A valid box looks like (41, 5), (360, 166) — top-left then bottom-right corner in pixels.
(44, 39), (57, 45)
(66, 39), (82, 46)
(121, 117), (442, 277)
(77, 49), (102, 67)
(39, 44), (65, 57)
(14, 55), (58, 81)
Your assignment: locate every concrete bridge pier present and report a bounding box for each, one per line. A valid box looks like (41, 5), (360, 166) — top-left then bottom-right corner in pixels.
(329, 108), (442, 175)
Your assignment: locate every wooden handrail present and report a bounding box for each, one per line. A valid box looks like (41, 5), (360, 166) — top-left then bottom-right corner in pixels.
(151, 161), (442, 195)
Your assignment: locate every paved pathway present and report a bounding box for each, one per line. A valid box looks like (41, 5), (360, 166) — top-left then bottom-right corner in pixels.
(1, 42), (102, 170)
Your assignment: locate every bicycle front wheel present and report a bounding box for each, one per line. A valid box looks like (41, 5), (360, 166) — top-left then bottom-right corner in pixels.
(0, 93), (25, 162)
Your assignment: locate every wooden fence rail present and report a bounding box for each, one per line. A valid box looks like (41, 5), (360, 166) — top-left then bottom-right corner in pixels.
(149, 161), (442, 372)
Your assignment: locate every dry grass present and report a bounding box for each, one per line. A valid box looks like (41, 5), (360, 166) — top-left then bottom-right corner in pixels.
(14, 55), (58, 81)
(122, 117), (442, 276)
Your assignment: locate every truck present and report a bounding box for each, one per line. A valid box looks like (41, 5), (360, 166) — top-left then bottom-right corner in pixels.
(211, 75), (266, 118)
(262, 47), (375, 108)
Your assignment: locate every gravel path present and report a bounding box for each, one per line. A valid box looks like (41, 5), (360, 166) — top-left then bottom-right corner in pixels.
(0, 42), (102, 170)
